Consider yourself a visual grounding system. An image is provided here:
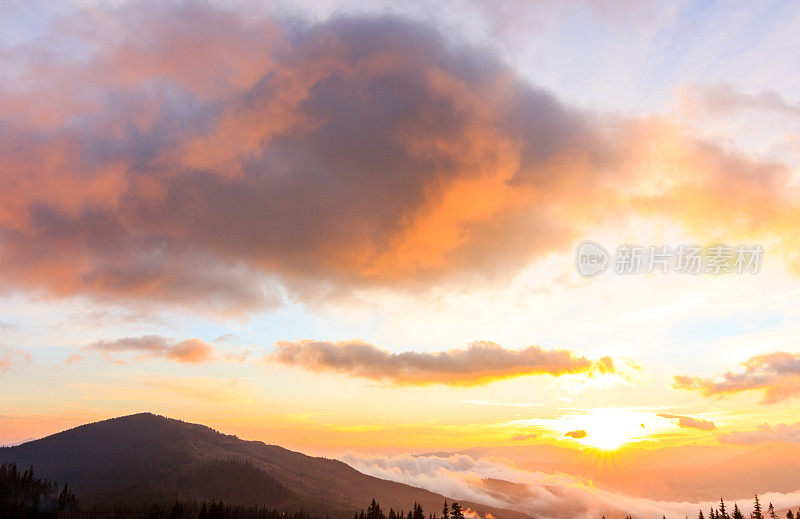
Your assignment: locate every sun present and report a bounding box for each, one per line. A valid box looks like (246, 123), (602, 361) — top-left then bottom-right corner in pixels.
(561, 408), (650, 451)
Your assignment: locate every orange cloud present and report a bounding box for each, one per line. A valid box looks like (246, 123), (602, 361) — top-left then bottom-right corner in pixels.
(270, 340), (614, 386)
(87, 336), (214, 364)
(0, 4), (798, 315)
(674, 352), (800, 404)
(657, 413), (716, 431)
(511, 433), (539, 441)
(564, 430), (588, 439)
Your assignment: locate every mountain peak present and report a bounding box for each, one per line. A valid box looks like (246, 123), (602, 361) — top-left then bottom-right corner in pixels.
(1, 414), (532, 519)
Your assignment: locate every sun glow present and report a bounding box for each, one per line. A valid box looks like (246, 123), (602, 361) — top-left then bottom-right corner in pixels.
(561, 408), (652, 451)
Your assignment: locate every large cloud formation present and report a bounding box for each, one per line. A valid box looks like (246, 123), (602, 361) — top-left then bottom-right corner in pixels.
(674, 351), (800, 404)
(270, 340), (614, 385)
(0, 2), (797, 314)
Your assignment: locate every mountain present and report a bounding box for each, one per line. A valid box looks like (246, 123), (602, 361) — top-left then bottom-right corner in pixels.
(0, 413), (531, 519)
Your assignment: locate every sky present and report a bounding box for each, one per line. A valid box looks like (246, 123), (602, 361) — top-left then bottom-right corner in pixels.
(3, 0), (800, 517)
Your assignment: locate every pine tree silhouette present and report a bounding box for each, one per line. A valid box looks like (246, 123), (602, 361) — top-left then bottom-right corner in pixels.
(768, 503), (777, 519)
(753, 495), (764, 519)
(720, 498), (730, 519)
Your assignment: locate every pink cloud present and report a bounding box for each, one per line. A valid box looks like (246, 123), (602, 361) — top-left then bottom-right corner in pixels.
(87, 335), (215, 364)
(657, 413), (717, 431)
(674, 352), (800, 404)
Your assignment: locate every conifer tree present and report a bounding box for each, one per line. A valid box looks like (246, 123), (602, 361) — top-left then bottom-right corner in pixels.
(170, 500), (185, 519)
(450, 502), (464, 519)
(699, 510), (705, 519)
(768, 503), (777, 519)
(732, 503), (744, 519)
(720, 499), (729, 519)
(754, 495), (764, 519)
(442, 500), (449, 519)
(787, 511), (795, 519)
(367, 499), (384, 519)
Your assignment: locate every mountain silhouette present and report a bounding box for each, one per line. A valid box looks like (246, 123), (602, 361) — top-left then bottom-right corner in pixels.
(0, 413), (531, 518)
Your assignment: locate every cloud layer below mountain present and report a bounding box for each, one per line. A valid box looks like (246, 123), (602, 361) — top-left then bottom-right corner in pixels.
(341, 452), (800, 519)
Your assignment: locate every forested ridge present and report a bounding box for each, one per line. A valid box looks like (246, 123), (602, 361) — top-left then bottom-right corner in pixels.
(5, 464), (800, 519)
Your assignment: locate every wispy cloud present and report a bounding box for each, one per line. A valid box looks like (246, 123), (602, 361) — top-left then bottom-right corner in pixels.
(270, 340), (615, 386)
(511, 433), (539, 441)
(0, 322), (17, 332)
(719, 422), (800, 445)
(87, 336), (215, 364)
(674, 351), (800, 404)
(680, 83), (800, 119)
(463, 400), (543, 407)
(0, 346), (30, 375)
(657, 413), (716, 431)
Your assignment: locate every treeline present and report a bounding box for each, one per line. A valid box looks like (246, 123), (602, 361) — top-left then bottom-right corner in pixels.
(93, 501), (318, 519)
(614, 495), (800, 519)
(0, 462), (78, 518)
(10, 463), (800, 519)
(0, 461), (301, 519)
(353, 499), (465, 519)
(700, 495), (797, 519)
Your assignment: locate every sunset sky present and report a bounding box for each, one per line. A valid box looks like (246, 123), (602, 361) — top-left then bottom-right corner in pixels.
(3, 1), (800, 517)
